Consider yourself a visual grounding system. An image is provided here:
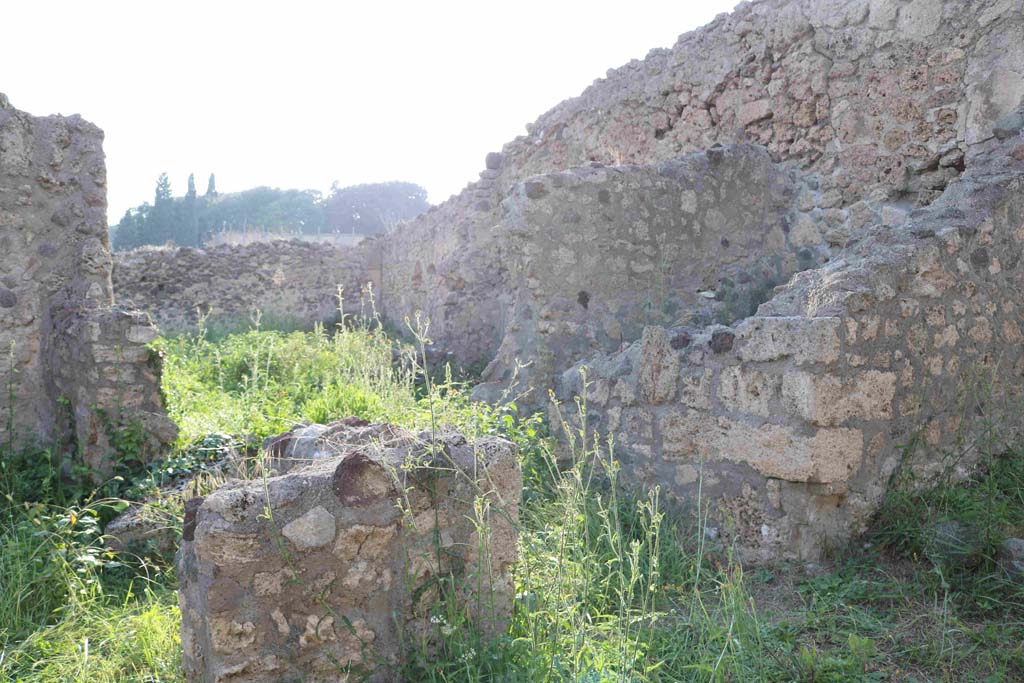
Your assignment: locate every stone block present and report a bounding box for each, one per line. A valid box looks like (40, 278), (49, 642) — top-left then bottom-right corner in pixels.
(782, 370), (896, 426)
(718, 367), (781, 416)
(714, 418), (863, 484)
(659, 411), (862, 484)
(636, 326), (679, 404)
(898, 0), (944, 40)
(737, 99), (772, 127)
(736, 317), (842, 365)
(178, 421), (520, 683)
(126, 324), (159, 344)
(485, 151), (505, 170)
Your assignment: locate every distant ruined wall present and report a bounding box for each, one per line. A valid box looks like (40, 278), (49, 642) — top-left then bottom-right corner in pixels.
(380, 185), (508, 365)
(564, 128), (1024, 560)
(378, 0), (1024, 378)
(0, 94), (175, 471)
(113, 240), (376, 333)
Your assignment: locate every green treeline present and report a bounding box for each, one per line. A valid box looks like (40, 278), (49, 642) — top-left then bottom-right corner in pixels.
(110, 173), (429, 250)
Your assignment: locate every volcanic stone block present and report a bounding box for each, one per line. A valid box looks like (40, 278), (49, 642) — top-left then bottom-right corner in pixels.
(177, 421), (520, 683)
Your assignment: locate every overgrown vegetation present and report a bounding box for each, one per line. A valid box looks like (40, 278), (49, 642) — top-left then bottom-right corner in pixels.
(2, 314), (1023, 681)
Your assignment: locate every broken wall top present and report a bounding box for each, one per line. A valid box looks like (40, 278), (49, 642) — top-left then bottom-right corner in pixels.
(0, 93), (113, 308)
(503, 0), (1021, 202)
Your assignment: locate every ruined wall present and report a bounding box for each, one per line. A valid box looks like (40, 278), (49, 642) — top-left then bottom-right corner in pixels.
(380, 184), (508, 365)
(373, 0), (1024, 561)
(506, 0), (1020, 202)
(565, 129), (1024, 560)
(476, 144), (833, 404)
(121, 0), (1024, 378)
(379, 0), (1024, 375)
(169, 12), (1024, 682)
(113, 240), (376, 333)
(0, 94), (175, 470)
(178, 420), (520, 683)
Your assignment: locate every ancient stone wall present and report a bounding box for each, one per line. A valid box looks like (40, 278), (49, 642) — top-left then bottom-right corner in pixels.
(113, 240), (376, 333)
(177, 420), (520, 683)
(364, 0), (1024, 559)
(378, 0), (1024, 375)
(0, 94), (175, 470)
(563, 129), (1024, 560)
(475, 144), (833, 405)
(173, 7), (1024, 683)
(102, 0), (1014, 389)
(505, 0), (1020, 201)
(379, 184), (508, 365)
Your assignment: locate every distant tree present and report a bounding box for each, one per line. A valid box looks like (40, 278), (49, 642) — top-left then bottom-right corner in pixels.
(147, 173), (175, 244)
(154, 173), (172, 203)
(111, 209), (137, 250)
(110, 206), (149, 251)
(182, 173), (199, 246)
(203, 187), (325, 236)
(324, 181), (429, 235)
(107, 176), (428, 250)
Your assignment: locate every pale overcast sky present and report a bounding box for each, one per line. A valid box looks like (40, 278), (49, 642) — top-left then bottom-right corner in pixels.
(2, 0), (737, 219)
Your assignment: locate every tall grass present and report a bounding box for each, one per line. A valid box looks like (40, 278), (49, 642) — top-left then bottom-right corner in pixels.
(0, 586), (181, 683)
(3, 311), (1024, 681)
(0, 505), (103, 643)
(159, 313), (497, 447)
(400, 368), (769, 682)
(0, 494), (180, 681)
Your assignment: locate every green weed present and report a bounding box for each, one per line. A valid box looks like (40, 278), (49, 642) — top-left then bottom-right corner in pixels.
(3, 312), (1024, 682)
